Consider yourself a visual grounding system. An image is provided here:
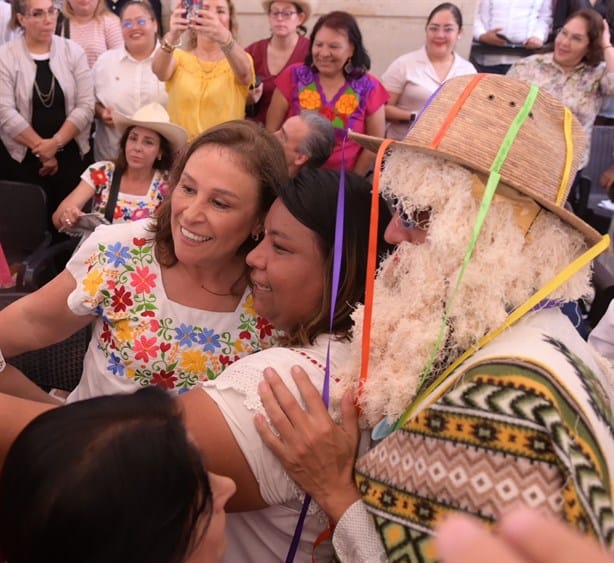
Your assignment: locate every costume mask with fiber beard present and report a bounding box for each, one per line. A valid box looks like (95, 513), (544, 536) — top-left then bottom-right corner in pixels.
(333, 149), (592, 428)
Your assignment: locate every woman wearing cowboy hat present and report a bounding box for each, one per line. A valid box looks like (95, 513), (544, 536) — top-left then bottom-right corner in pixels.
(52, 103), (186, 231)
(245, 1), (314, 125)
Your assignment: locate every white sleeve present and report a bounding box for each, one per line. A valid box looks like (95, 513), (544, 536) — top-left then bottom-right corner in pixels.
(380, 56), (407, 94)
(332, 500), (388, 562)
(589, 301), (614, 364)
(203, 347), (327, 505)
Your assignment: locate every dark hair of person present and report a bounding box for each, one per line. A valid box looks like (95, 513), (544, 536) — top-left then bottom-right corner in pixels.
(305, 11), (371, 77)
(115, 125), (173, 179)
(119, 0), (160, 39)
(427, 2), (463, 28)
(0, 387), (211, 563)
(297, 111), (335, 168)
(10, 0), (29, 30)
(153, 119), (288, 267)
(276, 168), (393, 345)
(563, 8), (605, 67)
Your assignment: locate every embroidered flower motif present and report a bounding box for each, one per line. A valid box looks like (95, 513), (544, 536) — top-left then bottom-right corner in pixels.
(151, 369), (177, 389)
(175, 323), (198, 347)
(108, 353), (124, 376)
(335, 92), (359, 115)
(114, 318), (134, 343)
(132, 208), (150, 221)
(180, 348), (208, 373)
(105, 242), (131, 268)
(257, 317), (274, 339)
(130, 266), (156, 293)
(91, 167), (107, 187)
(83, 268), (104, 296)
(198, 328), (221, 353)
(133, 335), (159, 362)
(111, 286), (133, 313)
(299, 88), (322, 110)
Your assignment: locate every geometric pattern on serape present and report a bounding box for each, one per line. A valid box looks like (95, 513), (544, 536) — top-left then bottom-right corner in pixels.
(355, 359), (614, 560)
(374, 515), (435, 563)
(356, 430), (565, 521)
(543, 335), (614, 438)
(441, 361), (613, 546)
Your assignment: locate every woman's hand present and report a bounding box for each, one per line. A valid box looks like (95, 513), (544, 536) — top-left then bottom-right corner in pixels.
(168, 0), (189, 43)
(56, 206), (84, 230)
(247, 82), (264, 105)
(254, 365), (361, 522)
(39, 157), (58, 177)
(33, 137), (58, 162)
(435, 509), (614, 563)
(479, 28), (509, 46)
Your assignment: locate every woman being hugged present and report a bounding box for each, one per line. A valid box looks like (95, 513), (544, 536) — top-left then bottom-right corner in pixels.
(52, 103), (186, 231)
(0, 120), (286, 403)
(55, 0), (123, 67)
(266, 10), (389, 176)
(0, 0), (94, 237)
(93, 0), (167, 161)
(381, 2), (476, 140)
(152, 0), (254, 141)
(245, 0), (313, 124)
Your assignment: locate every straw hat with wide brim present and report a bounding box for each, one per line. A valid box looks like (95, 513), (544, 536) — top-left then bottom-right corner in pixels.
(112, 103), (188, 153)
(350, 74), (603, 246)
(260, 0), (315, 20)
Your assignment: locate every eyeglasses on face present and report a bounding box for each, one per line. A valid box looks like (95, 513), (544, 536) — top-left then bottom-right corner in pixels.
(25, 6), (59, 20)
(121, 17), (150, 28)
(269, 9), (297, 19)
(556, 27), (588, 45)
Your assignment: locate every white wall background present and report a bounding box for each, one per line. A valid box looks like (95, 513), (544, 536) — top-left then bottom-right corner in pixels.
(161, 1), (479, 76)
(234, 0), (478, 76)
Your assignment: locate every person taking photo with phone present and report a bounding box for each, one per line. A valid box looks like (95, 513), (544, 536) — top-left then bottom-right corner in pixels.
(152, 0), (254, 141)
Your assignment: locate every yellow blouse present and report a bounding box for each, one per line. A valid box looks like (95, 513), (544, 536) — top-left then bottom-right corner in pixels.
(166, 49), (252, 141)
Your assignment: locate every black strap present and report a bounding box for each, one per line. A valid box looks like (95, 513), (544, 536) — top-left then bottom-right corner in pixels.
(104, 170), (121, 223)
(54, 13), (70, 38)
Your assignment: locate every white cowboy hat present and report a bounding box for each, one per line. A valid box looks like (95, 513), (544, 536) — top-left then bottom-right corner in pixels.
(260, 0), (316, 20)
(112, 103), (188, 153)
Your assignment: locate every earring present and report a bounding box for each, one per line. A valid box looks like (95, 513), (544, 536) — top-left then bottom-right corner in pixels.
(157, 155), (162, 161)
(251, 232), (262, 242)
(344, 57), (354, 75)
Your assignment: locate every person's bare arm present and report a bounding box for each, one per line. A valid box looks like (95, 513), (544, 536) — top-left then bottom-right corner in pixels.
(0, 364), (62, 404)
(265, 88), (289, 132)
(0, 270), (94, 358)
(254, 366), (360, 522)
(52, 179), (95, 230)
(179, 387), (267, 512)
(384, 91), (415, 123)
(353, 105), (386, 176)
(152, 1), (186, 81)
(0, 389), (57, 466)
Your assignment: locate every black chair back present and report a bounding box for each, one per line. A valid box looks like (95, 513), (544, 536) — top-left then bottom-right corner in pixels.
(0, 180), (51, 265)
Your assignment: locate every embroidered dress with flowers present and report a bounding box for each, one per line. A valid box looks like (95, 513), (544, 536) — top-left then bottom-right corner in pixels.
(64, 220), (276, 402)
(275, 63), (389, 171)
(82, 160), (168, 223)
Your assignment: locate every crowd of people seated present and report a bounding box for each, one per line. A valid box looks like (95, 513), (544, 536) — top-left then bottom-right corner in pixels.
(0, 1), (613, 562)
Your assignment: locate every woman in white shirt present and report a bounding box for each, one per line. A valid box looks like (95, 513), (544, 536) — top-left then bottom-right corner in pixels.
(381, 2), (476, 140)
(93, 0), (167, 161)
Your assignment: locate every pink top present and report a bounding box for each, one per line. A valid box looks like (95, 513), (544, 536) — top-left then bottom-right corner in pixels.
(275, 63), (389, 171)
(245, 36), (309, 125)
(68, 13), (123, 68)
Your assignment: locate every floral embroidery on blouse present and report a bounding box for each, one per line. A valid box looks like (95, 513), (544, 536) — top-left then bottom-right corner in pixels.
(80, 234), (276, 393)
(293, 65), (375, 136)
(82, 161), (169, 223)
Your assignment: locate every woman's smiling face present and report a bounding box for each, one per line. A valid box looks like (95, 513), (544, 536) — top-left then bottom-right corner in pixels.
(246, 198), (326, 332)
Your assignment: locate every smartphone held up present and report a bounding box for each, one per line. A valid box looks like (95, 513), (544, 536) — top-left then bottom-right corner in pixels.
(184, 0), (202, 21)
